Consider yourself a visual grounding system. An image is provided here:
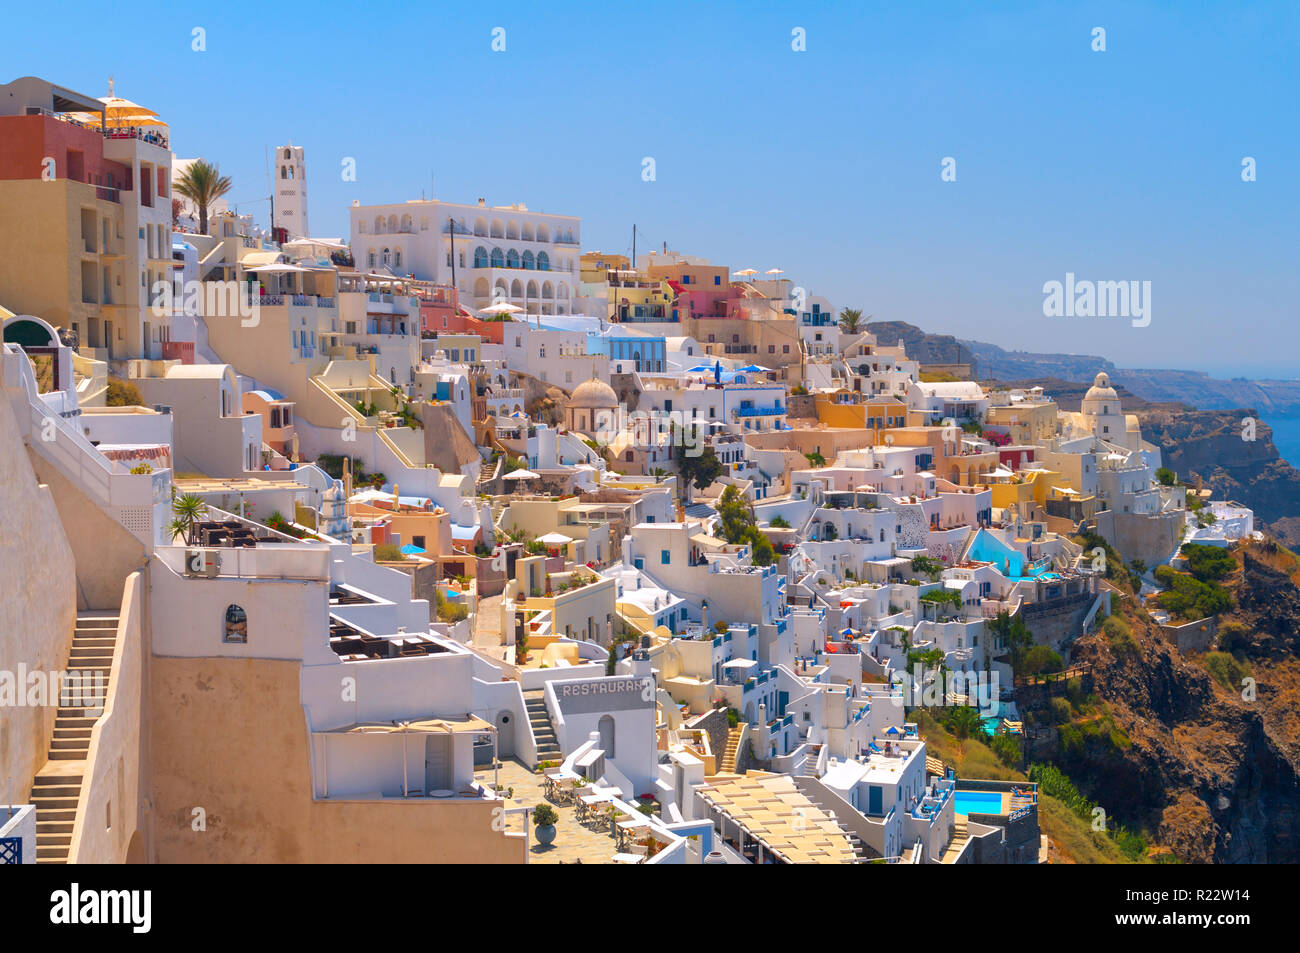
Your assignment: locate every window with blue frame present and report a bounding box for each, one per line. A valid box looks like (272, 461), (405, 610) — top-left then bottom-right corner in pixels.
(661, 549), (670, 564)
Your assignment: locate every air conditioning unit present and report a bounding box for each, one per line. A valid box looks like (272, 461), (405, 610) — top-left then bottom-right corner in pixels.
(184, 549), (220, 578)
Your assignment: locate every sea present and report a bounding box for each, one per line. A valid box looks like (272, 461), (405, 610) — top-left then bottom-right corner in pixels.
(1265, 416), (1300, 469)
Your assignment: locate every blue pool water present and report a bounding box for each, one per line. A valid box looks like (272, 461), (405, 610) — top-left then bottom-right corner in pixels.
(953, 791), (1004, 816)
(966, 530), (1047, 580)
(981, 716), (1001, 735)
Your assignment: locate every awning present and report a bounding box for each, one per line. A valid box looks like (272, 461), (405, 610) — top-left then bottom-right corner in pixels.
(323, 714), (493, 735)
(721, 659), (758, 670)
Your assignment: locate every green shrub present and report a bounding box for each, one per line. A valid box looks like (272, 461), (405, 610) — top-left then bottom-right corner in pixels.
(1201, 651), (1251, 691)
(374, 542), (405, 561)
(105, 377), (144, 407)
(1023, 645), (1063, 675)
(532, 803), (559, 827)
(1103, 617), (1140, 658)
(435, 589), (469, 624)
(989, 733), (1020, 767)
(1180, 543), (1236, 582)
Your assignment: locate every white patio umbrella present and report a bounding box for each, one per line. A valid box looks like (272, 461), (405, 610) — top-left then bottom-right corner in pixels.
(503, 469), (539, 481)
(537, 532), (574, 546)
(480, 301), (524, 315)
(732, 268), (758, 280)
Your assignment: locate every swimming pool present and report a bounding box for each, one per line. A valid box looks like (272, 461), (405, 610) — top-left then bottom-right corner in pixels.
(953, 790), (1004, 816)
(966, 529), (1047, 580)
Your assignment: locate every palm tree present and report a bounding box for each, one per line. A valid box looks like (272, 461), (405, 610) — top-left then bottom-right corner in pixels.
(945, 705), (988, 740)
(170, 493), (208, 545)
(838, 308), (866, 335)
(174, 159), (232, 236)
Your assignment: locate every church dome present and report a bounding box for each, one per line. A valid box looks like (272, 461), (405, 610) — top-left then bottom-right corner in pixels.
(1084, 371), (1119, 403)
(570, 376), (618, 408)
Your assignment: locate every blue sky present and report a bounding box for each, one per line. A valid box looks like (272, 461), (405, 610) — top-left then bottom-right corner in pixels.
(4, 1), (1296, 377)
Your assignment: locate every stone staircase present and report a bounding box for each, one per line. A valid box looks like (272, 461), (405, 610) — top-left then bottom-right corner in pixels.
(720, 726), (743, 774)
(798, 743), (822, 777)
(30, 611), (118, 864)
(940, 816), (971, 864)
(523, 690), (562, 765)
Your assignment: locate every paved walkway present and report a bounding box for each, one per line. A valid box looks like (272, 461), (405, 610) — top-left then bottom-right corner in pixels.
(474, 758), (627, 864)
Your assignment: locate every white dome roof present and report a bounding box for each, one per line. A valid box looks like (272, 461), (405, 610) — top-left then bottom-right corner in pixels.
(1084, 371), (1118, 403)
(571, 376), (618, 408)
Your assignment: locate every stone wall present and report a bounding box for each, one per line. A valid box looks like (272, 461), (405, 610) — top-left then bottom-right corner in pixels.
(0, 395), (77, 810)
(1162, 616), (1217, 654)
(686, 708), (729, 775)
(1022, 591), (1096, 653)
(786, 393), (818, 420)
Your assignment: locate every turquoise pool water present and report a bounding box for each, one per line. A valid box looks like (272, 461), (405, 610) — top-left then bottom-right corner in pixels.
(982, 716), (1001, 735)
(953, 791), (1004, 816)
(966, 530), (1047, 580)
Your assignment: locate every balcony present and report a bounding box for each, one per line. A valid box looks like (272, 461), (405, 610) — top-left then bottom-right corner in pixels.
(733, 405), (784, 418)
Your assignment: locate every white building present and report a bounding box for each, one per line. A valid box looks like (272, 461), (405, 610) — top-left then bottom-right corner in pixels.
(350, 198), (582, 315)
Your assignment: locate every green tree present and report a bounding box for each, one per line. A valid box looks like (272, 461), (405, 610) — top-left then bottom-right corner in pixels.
(715, 485), (775, 566)
(988, 610), (1035, 675)
(173, 159), (233, 236)
(1155, 467), (1178, 486)
(677, 446), (723, 502)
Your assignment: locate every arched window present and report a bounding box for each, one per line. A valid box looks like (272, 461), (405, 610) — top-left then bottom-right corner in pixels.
(506, 249), (520, 269)
(597, 714), (616, 757)
(224, 605), (248, 643)
(284, 148), (292, 159)
(490, 248), (505, 268)
(473, 246), (489, 268)
(522, 250), (535, 270)
(394, 250), (402, 269)
(382, 248), (392, 266)
(537, 251), (550, 271)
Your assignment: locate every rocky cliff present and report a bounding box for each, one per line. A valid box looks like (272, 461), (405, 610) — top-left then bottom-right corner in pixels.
(1136, 408), (1300, 549)
(1049, 543), (1300, 862)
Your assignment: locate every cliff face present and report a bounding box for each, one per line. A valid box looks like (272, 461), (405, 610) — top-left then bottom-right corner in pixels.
(1056, 545), (1300, 863)
(868, 319), (1300, 413)
(1137, 408), (1300, 549)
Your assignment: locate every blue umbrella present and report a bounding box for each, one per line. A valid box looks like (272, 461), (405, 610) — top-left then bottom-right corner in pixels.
(686, 364), (714, 373)
(738, 364), (768, 373)
(714, 361), (722, 383)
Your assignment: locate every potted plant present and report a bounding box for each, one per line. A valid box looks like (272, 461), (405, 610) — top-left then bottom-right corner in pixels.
(533, 803), (559, 846)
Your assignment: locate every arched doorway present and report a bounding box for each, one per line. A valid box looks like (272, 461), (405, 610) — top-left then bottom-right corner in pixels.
(597, 714), (616, 757)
